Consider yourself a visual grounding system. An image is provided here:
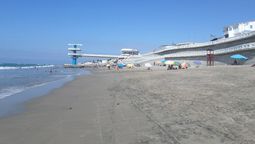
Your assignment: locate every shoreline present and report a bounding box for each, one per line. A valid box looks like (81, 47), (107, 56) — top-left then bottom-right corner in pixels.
(0, 66), (255, 143)
(0, 70), (90, 117)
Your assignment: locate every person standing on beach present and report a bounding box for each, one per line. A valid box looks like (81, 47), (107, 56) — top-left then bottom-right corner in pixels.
(115, 65), (119, 71)
(106, 64), (111, 70)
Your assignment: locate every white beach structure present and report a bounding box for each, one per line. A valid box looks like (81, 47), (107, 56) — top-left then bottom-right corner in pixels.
(122, 21), (255, 65)
(121, 48), (140, 56)
(67, 20), (255, 65)
(68, 48), (140, 59)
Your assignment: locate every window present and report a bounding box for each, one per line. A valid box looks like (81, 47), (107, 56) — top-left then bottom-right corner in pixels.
(250, 25), (253, 29)
(233, 25), (238, 30)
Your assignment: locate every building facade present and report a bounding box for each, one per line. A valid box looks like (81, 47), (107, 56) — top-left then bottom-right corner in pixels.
(124, 21), (255, 65)
(224, 21), (255, 38)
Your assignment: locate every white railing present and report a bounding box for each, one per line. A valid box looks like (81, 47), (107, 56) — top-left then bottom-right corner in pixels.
(154, 31), (255, 53)
(68, 53), (124, 58)
(68, 48), (81, 51)
(122, 53), (164, 64)
(124, 42), (255, 63)
(163, 42), (255, 58)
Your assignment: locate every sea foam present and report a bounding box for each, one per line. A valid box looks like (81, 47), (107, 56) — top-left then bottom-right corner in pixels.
(0, 65), (55, 70)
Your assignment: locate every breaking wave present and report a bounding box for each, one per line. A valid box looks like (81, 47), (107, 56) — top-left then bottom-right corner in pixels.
(0, 64), (55, 70)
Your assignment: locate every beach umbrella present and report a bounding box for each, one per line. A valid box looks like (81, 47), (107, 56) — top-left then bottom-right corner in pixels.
(164, 60), (175, 65)
(117, 63), (125, 68)
(193, 60), (202, 65)
(155, 60), (162, 65)
(181, 62), (190, 69)
(230, 54), (248, 60)
(127, 63), (134, 68)
(165, 60), (180, 66)
(174, 61), (181, 66)
(160, 59), (166, 63)
(144, 63), (152, 68)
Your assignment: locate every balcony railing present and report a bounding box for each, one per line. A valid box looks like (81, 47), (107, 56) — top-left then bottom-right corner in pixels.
(125, 42), (255, 63)
(155, 31), (255, 53)
(163, 42), (255, 58)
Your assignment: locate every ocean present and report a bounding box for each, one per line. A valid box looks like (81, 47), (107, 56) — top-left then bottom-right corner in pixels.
(0, 63), (88, 117)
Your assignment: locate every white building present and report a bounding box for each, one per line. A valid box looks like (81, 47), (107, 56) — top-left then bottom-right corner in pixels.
(121, 48), (139, 56)
(224, 21), (255, 38)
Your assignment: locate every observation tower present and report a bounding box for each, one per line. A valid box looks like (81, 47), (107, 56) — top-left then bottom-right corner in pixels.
(68, 44), (82, 65)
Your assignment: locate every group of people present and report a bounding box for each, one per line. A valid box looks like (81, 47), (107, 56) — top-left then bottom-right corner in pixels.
(167, 64), (188, 70)
(106, 64), (120, 71)
(105, 62), (189, 71)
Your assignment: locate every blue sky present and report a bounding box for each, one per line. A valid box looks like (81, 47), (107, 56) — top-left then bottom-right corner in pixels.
(0, 0), (254, 64)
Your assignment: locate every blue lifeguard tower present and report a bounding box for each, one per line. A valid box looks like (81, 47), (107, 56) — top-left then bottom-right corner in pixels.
(68, 44), (82, 65)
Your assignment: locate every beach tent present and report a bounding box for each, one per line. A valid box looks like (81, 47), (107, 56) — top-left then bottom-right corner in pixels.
(230, 54), (248, 60)
(101, 60), (108, 65)
(144, 63), (152, 67)
(117, 63), (126, 68)
(145, 63), (152, 70)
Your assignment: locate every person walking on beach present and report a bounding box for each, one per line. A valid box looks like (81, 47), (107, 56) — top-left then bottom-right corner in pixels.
(115, 65), (119, 71)
(106, 64), (111, 70)
(234, 59), (238, 65)
(167, 65), (171, 70)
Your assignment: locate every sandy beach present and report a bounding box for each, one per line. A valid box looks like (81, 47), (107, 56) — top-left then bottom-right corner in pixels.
(0, 66), (255, 144)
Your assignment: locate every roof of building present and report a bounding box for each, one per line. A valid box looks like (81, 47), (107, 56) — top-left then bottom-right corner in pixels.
(224, 20), (255, 29)
(121, 48), (139, 52)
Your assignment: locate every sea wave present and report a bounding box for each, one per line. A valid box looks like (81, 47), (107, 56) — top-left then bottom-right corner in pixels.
(0, 87), (26, 99)
(0, 67), (19, 70)
(0, 82), (50, 100)
(0, 74), (73, 100)
(0, 65), (55, 70)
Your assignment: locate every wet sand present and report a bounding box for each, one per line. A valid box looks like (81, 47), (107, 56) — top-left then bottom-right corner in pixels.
(0, 66), (255, 144)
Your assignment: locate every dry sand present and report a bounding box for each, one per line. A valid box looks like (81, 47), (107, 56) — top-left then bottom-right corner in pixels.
(0, 66), (255, 144)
